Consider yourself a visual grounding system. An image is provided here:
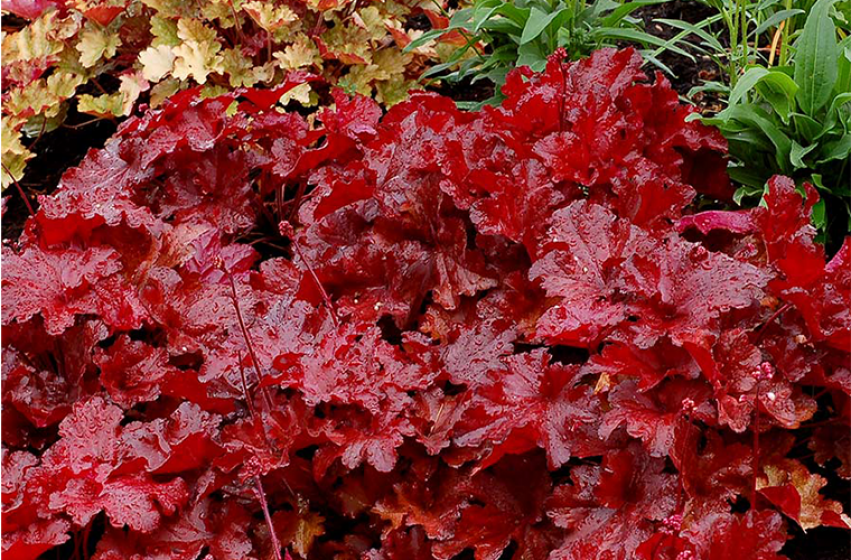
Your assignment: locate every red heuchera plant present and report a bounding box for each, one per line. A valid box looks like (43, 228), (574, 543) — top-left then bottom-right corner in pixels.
(2, 48), (850, 560)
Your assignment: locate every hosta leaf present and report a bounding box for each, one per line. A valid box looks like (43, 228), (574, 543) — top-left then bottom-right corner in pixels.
(793, 0), (839, 115)
(520, 7), (565, 45)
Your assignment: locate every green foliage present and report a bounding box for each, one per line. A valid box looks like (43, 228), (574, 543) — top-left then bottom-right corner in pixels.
(405, 0), (691, 108)
(699, 0), (851, 242)
(657, 0), (850, 97)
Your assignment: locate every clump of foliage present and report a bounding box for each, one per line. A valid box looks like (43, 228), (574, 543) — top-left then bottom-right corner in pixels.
(1, 0), (452, 189)
(3, 49), (850, 560)
(660, 0), (850, 92)
(701, 0), (851, 244)
(659, 0), (851, 243)
(404, 0), (692, 107)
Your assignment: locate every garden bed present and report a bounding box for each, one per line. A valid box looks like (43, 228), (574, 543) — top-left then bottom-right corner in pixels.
(2, 2), (849, 560)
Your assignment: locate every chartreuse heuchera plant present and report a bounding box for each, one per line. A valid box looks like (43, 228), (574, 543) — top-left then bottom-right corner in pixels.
(1, 0), (454, 189)
(2, 49), (851, 559)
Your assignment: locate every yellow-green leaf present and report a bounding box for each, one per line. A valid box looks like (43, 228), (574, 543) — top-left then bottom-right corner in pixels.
(76, 27), (122, 68)
(242, 1), (297, 32)
(273, 36), (320, 70)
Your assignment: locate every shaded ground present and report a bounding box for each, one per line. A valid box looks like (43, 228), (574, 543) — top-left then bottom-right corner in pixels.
(2, 110), (116, 240)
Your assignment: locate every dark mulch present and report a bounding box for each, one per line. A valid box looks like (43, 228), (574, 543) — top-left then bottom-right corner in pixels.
(784, 526), (851, 560)
(634, 0), (726, 112)
(2, 110), (116, 241)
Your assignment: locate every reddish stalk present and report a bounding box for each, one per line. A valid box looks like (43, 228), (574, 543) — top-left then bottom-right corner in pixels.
(810, 388), (828, 401)
(72, 528), (80, 560)
(238, 355), (284, 560)
(254, 477), (283, 560)
(551, 47), (568, 133)
(751, 362), (774, 508)
(60, 117), (107, 130)
(799, 418), (835, 429)
(30, 116), (47, 149)
(295, 242), (339, 326)
(89, 77), (109, 96)
(217, 259), (275, 409)
(82, 523), (91, 560)
(676, 398), (695, 509)
(279, 221), (339, 326)
(2, 162), (36, 216)
(237, 350), (257, 418)
(752, 389), (761, 508)
(287, 181), (308, 222)
(227, 0), (246, 45)
(755, 302), (792, 343)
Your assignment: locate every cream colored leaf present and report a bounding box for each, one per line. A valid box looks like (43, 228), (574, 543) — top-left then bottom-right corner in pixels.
(172, 40), (222, 84)
(376, 75), (418, 106)
(140, 0), (186, 19)
(242, 1), (297, 32)
(47, 72), (84, 99)
(176, 18), (218, 44)
(5, 72), (83, 118)
(200, 84), (229, 98)
(251, 62), (277, 84)
(77, 92), (123, 118)
(76, 27), (121, 68)
(353, 6), (385, 41)
(149, 77), (181, 108)
(150, 15), (180, 47)
(405, 29), (437, 57)
(5, 11), (65, 62)
(273, 36), (320, 70)
(759, 459), (851, 530)
(372, 49), (410, 77)
(139, 45), (175, 81)
(1, 117), (32, 191)
(279, 83), (312, 106)
(201, 1), (235, 27)
(221, 47), (255, 87)
(117, 72), (148, 115)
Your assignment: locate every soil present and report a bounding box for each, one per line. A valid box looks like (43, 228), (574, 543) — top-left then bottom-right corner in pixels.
(633, 0), (726, 112)
(784, 526), (851, 560)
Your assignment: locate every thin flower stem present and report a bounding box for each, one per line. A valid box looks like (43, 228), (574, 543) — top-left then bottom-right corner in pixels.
(218, 260), (275, 409)
(237, 350), (257, 418)
(290, 238), (339, 327)
(2, 162), (36, 216)
(752, 385), (761, 508)
(254, 477), (283, 560)
(228, 0), (246, 45)
(755, 302), (792, 343)
(30, 116), (47, 149)
(61, 117), (107, 130)
(675, 402), (694, 509)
